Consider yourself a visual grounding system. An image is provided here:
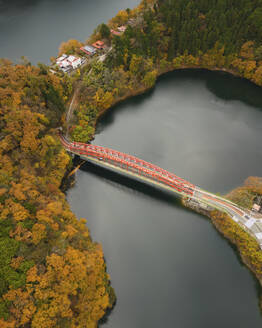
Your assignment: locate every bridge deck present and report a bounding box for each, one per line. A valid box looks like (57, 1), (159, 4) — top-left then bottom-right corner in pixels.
(60, 134), (195, 196)
(59, 133), (262, 250)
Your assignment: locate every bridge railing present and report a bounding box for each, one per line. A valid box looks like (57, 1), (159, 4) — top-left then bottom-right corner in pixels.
(59, 134), (195, 196)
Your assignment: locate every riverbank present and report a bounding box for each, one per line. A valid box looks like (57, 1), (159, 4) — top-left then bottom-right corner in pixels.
(182, 196), (262, 280)
(182, 194), (262, 305)
(61, 4), (262, 315)
(66, 56), (262, 312)
(66, 64), (262, 326)
(66, 0), (262, 143)
(94, 63), (261, 126)
(1, 0), (261, 325)
(68, 58), (261, 145)
(67, 47), (262, 141)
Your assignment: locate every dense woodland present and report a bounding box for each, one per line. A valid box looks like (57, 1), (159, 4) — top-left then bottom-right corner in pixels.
(0, 0), (262, 326)
(0, 61), (114, 327)
(108, 0), (262, 64)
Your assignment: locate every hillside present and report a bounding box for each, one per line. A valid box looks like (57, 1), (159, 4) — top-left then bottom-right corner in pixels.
(0, 60), (114, 327)
(0, 0), (261, 326)
(62, 0), (262, 143)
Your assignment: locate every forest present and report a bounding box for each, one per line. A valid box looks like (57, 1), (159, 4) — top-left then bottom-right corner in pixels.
(108, 0), (262, 64)
(0, 60), (114, 327)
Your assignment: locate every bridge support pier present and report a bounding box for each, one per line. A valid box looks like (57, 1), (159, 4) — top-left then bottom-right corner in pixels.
(182, 197), (216, 217)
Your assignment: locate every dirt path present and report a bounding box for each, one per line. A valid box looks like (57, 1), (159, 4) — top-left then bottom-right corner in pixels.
(65, 62), (96, 138)
(66, 87), (79, 137)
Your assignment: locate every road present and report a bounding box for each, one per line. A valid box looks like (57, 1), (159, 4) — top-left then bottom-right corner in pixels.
(194, 188), (262, 248)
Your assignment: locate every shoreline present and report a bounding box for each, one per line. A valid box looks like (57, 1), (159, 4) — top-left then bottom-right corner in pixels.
(182, 197), (262, 286)
(1, 0), (262, 324)
(90, 63), (261, 130)
(66, 63), (262, 310)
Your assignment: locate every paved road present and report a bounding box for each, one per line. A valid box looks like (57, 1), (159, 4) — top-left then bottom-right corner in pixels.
(194, 188), (262, 249)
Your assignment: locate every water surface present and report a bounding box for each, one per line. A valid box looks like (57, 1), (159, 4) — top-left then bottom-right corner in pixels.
(0, 0), (140, 63)
(68, 70), (262, 327)
(1, 1), (262, 327)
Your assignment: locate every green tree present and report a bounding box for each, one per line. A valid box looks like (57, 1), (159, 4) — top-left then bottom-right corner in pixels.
(99, 23), (111, 39)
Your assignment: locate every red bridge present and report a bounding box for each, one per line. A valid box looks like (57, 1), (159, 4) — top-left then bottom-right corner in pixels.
(59, 134), (195, 197)
(59, 132), (262, 250)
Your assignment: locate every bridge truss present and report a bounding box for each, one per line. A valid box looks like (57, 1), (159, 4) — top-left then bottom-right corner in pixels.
(59, 132), (262, 250)
(59, 134), (195, 197)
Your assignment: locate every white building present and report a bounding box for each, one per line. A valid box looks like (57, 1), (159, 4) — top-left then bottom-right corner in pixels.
(56, 54), (82, 71)
(56, 54), (68, 65)
(67, 55), (82, 69)
(61, 60), (70, 68)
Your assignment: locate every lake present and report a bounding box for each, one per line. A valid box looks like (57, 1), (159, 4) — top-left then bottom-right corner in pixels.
(68, 69), (262, 328)
(1, 0), (262, 327)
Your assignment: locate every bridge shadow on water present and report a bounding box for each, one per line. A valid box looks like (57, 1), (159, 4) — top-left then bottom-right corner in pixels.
(71, 156), (262, 322)
(76, 157), (199, 326)
(77, 157), (185, 210)
(75, 157), (262, 323)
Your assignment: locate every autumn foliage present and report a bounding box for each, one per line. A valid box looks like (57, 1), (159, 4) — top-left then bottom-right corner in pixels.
(58, 39), (84, 57)
(1, 0), (261, 324)
(67, 0), (262, 143)
(0, 60), (114, 326)
(208, 177), (262, 288)
(226, 176), (262, 209)
(210, 210), (262, 280)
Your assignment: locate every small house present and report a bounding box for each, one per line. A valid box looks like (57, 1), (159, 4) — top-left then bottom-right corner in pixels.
(80, 45), (97, 55)
(55, 54), (82, 72)
(92, 40), (105, 50)
(67, 55), (82, 69)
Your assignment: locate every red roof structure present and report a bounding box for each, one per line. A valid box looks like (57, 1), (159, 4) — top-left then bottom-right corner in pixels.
(92, 40), (105, 50)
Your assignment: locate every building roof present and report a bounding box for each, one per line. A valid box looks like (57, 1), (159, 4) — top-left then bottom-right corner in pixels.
(96, 40), (104, 46)
(67, 55), (76, 62)
(61, 60), (70, 67)
(56, 54), (68, 63)
(57, 54), (82, 71)
(80, 45), (97, 54)
(92, 40), (105, 49)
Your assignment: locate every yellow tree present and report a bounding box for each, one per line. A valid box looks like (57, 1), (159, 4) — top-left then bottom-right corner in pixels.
(240, 41), (254, 59)
(58, 39), (83, 56)
(253, 65), (262, 86)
